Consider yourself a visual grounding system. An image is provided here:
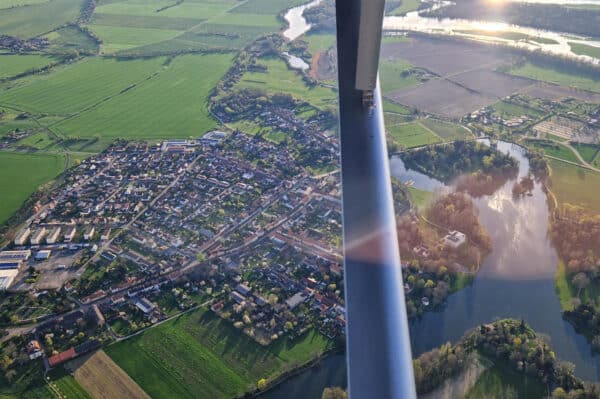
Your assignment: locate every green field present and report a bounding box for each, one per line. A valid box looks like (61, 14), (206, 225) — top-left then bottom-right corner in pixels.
(388, 0), (420, 16)
(408, 186), (431, 210)
(0, 54), (57, 80)
(236, 57), (337, 110)
(13, 131), (57, 150)
(230, 0), (307, 14)
(456, 30), (558, 45)
(54, 53), (233, 139)
(0, 0), (84, 38)
(0, 0), (49, 8)
(106, 307), (334, 399)
(0, 57), (167, 115)
(549, 159), (600, 214)
(420, 118), (472, 140)
(383, 99), (412, 115)
(572, 144), (599, 163)
(304, 33), (336, 55)
(387, 121), (442, 148)
(47, 367), (92, 399)
(379, 60), (420, 93)
(569, 42), (600, 60)
(42, 26), (100, 55)
(86, 25), (182, 54)
(507, 62), (600, 93)
(529, 141), (579, 164)
(490, 100), (545, 119)
(0, 151), (64, 224)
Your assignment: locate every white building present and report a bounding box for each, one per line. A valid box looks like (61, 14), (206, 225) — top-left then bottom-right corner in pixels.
(83, 226), (95, 241)
(30, 228), (47, 245)
(46, 227), (61, 244)
(14, 228), (31, 246)
(444, 230), (467, 249)
(63, 226), (76, 243)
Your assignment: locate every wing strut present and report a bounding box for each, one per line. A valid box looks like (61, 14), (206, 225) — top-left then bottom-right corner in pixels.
(335, 0), (417, 397)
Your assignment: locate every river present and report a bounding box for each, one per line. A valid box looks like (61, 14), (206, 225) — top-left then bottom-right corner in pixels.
(259, 141), (600, 398)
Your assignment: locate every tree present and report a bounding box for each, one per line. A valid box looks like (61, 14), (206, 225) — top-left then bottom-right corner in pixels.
(322, 387), (347, 399)
(551, 387), (567, 399)
(196, 252), (206, 262)
(257, 378), (268, 390)
(572, 272), (590, 298)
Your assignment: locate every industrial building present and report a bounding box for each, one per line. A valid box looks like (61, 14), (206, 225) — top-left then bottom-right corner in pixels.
(30, 228), (47, 245)
(0, 250), (31, 262)
(46, 227), (62, 244)
(14, 228), (31, 246)
(63, 226), (76, 243)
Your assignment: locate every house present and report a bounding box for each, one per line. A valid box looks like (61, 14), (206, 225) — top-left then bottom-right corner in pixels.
(444, 230), (466, 249)
(89, 304), (105, 327)
(48, 347), (77, 367)
(26, 340), (43, 360)
(30, 228), (47, 245)
(235, 283), (252, 296)
(46, 227), (61, 244)
(14, 228), (31, 246)
(285, 292), (307, 310)
(231, 291), (246, 304)
(100, 229), (111, 241)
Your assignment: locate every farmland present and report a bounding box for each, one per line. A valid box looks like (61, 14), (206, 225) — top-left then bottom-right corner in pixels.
(420, 118), (472, 141)
(387, 121), (441, 148)
(490, 100), (544, 119)
(68, 351), (149, 399)
(528, 141), (580, 164)
(379, 60), (420, 93)
(0, 57), (167, 115)
(236, 57), (337, 111)
(54, 53), (233, 139)
(387, 0), (420, 16)
(0, 151), (64, 225)
(47, 367), (92, 399)
(507, 62), (600, 94)
(0, 54), (58, 80)
(549, 159), (600, 213)
(86, 25), (182, 54)
(0, 0), (85, 38)
(569, 42), (600, 60)
(106, 307), (334, 399)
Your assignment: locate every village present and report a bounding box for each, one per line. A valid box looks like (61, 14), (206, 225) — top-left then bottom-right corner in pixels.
(0, 128), (346, 370)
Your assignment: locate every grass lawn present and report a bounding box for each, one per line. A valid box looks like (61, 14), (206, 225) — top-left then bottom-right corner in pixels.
(568, 42), (600, 60)
(549, 159), (600, 214)
(490, 100), (545, 119)
(0, 151), (64, 225)
(106, 307), (334, 399)
(388, 0), (420, 15)
(507, 62), (600, 93)
(237, 57), (337, 111)
(0, 54), (57, 79)
(379, 60), (420, 94)
(387, 121), (441, 148)
(420, 118), (472, 141)
(54, 53), (234, 139)
(408, 186), (431, 210)
(0, 0), (48, 8)
(0, 57), (167, 115)
(0, 0), (84, 38)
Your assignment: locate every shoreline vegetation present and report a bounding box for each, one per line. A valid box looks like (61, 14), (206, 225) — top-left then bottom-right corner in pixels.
(414, 318), (600, 398)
